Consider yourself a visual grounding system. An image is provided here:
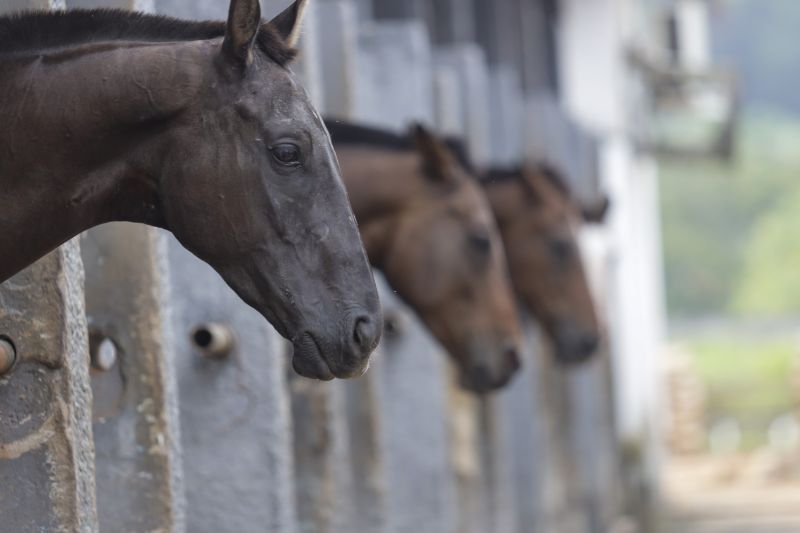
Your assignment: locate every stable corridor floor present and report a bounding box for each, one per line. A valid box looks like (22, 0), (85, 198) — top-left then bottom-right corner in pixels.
(657, 457), (800, 533)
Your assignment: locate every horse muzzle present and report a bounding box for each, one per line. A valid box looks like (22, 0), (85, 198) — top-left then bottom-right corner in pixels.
(291, 312), (381, 380)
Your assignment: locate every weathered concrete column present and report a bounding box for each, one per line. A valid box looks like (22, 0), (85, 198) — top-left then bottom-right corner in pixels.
(524, 94), (601, 202)
(0, 241), (98, 533)
(166, 238), (296, 533)
(317, 0), (362, 118)
(448, 385), (489, 533)
(472, 0), (522, 69)
(371, 0), (432, 26)
(3, 0), (65, 9)
(157, 0), (280, 19)
(449, 370), (531, 533)
(429, 0), (476, 45)
(373, 278), (459, 533)
(340, 374), (388, 533)
(498, 332), (548, 533)
(435, 44), (491, 168)
(563, 352), (623, 533)
(355, 20), (435, 129)
(433, 62), (465, 136)
(487, 65), (525, 166)
(477, 395), (519, 533)
(515, 0), (559, 94)
(548, 363), (592, 533)
(290, 377), (359, 533)
(82, 224), (185, 533)
(67, 0), (153, 10)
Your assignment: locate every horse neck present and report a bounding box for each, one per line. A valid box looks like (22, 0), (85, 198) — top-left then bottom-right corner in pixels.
(336, 146), (428, 267)
(0, 41), (206, 282)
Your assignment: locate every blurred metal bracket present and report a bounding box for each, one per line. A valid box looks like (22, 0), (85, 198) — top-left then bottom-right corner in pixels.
(629, 47), (740, 162)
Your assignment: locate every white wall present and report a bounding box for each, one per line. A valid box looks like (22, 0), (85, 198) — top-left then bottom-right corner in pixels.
(556, 0), (668, 475)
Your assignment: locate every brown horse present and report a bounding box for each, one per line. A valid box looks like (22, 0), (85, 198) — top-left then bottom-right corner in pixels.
(480, 165), (608, 364)
(326, 120), (522, 392)
(0, 1), (381, 380)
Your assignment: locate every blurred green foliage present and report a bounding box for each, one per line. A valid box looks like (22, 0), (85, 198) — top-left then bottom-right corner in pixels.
(660, 109), (800, 318)
(660, 0), (800, 318)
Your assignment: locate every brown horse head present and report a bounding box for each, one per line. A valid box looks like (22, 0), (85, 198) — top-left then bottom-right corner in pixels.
(483, 164), (608, 364)
(329, 121), (522, 393)
(0, 1), (381, 380)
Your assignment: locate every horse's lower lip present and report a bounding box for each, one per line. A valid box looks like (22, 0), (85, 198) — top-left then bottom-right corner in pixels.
(292, 333), (335, 381)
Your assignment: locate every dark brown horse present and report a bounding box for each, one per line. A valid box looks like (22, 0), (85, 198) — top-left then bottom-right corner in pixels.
(481, 165), (608, 364)
(0, 1), (381, 380)
(326, 121), (522, 392)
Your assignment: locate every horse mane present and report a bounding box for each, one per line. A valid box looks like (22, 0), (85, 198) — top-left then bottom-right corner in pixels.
(442, 137), (477, 175)
(535, 163), (573, 198)
(324, 120), (414, 152)
(481, 167), (525, 185)
(0, 9), (296, 65)
(482, 162), (574, 198)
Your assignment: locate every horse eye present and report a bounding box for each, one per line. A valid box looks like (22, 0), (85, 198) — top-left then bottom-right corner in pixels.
(468, 233), (492, 255)
(271, 143), (301, 166)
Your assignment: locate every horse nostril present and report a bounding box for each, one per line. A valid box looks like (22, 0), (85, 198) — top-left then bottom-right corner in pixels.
(505, 344), (521, 372)
(579, 334), (599, 356)
(352, 315), (380, 355)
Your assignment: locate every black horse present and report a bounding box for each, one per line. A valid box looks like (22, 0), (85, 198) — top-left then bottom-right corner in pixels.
(0, 0), (382, 380)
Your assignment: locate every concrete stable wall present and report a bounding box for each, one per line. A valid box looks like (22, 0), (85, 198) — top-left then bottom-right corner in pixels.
(0, 2), (631, 532)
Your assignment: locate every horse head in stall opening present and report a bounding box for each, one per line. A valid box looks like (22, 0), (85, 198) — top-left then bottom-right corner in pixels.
(327, 121), (522, 393)
(0, 0), (381, 380)
(479, 163), (609, 364)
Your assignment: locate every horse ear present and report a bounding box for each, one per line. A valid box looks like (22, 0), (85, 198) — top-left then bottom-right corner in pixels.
(269, 0), (309, 47)
(411, 124), (457, 184)
(223, 0), (261, 67)
(582, 196), (611, 224)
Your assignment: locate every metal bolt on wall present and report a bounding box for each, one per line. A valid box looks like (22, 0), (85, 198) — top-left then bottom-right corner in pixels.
(0, 338), (16, 375)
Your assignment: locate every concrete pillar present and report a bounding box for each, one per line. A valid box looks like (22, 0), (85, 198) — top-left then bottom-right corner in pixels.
(155, 0), (302, 20)
(68, 0), (152, 9)
(373, 277), (459, 533)
(429, 0), (476, 45)
(524, 94), (601, 200)
(82, 224), (185, 533)
(293, 0), (325, 109)
(477, 396), (519, 533)
(448, 387), (488, 533)
(435, 44), (491, 167)
(290, 378), (357, 533)
(355, 20), (435, 129)
(317, 1), (362, 118)
(340, 376), (388, 533)
(563, 353), (623, 533)
(433, 62), (465, 136)
(371, 0), (433, 27)
(0, 241), (97, 533)
(487, 66), (525, 166)
(472, 0), (521, 68)
(516, 0), (559, 94)
(498, 329), (549, 533)
(167, 238), (296, 533)
(3, 0), (64, 9)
